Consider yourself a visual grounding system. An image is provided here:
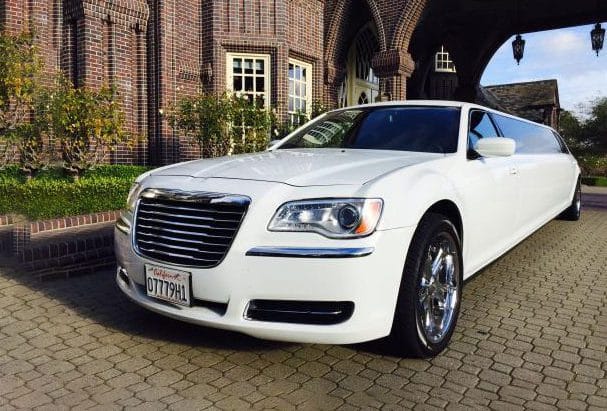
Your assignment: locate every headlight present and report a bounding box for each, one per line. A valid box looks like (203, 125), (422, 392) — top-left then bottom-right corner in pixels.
(126, 183), (144, 211)
(268, 198), (383, 238)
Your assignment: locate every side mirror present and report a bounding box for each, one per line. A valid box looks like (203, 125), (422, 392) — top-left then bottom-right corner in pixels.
(475, 137), (516, 158)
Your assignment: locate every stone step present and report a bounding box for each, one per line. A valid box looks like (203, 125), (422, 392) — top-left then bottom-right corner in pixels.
(19, 222), (114, 263)
(16, 222), (116, 279)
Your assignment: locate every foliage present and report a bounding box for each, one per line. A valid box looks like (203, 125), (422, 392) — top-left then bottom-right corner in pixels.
(273, 100), (329, 139)
(168, 92), (273, 158)
(0, 165), (149, 220)
(583, 97), (607, 153)
(230, 95), (273, 154)
(0, 32), (132, 178)
(559, 98), (607, 177)
(0, 31), (46, 174)
(168, 92), (232, 158)
(311, 100), (329, 119)
(559, 110), (587, 155)
(577, 155), (607, 177)
(581, 175), (607, 187)
(42, 77), (130, 177)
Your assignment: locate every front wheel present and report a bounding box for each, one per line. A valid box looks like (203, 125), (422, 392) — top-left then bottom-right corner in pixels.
(388, 213), (463, 357)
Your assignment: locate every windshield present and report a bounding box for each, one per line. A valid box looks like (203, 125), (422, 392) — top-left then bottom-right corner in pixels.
(278, 106), (461, 153)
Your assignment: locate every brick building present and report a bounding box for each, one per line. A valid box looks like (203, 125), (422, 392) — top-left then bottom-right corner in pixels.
(0, 0), (432, 166)
(2, 1), (584, 166)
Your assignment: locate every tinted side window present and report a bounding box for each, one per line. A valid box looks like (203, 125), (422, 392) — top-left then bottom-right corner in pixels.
(468, 110), (499, 149)
(493, 114), (562, 154)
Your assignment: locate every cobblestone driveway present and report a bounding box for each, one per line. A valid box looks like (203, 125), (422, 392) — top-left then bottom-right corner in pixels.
(1, 210), (606, 410)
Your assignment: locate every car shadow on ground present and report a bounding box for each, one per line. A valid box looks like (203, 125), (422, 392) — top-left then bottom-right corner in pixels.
(0, 262), (298, 353)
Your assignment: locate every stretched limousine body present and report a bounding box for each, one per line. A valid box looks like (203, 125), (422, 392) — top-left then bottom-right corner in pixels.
(115, 101), (580, 356)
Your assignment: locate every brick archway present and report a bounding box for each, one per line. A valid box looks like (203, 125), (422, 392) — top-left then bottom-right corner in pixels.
(405, 0), (607, 103)
(390, 0), (429, 51)
(324, 0), (387, 82)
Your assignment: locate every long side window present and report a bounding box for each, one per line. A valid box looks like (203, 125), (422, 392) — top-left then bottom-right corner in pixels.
(493, 115), (562, 154)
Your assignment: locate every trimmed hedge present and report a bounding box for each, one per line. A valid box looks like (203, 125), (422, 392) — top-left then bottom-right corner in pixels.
(0, 165), (149, 220)
(582, 176), (607, 187)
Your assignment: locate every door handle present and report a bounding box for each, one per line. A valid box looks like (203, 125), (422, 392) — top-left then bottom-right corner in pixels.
(509, 167), (519, 175)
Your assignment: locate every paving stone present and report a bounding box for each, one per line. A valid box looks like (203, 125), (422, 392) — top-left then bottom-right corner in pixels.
(0, 210), (606, 409)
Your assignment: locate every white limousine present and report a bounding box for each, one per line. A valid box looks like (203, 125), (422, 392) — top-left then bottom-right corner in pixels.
(115, 101), (580, 357)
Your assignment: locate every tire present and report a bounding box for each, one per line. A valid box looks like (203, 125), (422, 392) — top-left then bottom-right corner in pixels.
(388, 212), (463, 358)
(559, 179), (581, 221)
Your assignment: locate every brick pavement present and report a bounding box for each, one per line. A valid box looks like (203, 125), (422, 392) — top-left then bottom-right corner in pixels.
(0, 209), (606, 410)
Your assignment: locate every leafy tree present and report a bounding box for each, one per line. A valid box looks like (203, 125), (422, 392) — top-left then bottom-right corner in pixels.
(584, 97), (607, 154)
(168, 92), (273, 158)
(168, 92), (233, 158)
(0, 31), (46, 175)
(43, 77), (129, 179)
(560, 98), (607, 176)
(559, 110), (586, 156)
(230, 95), (272, 154)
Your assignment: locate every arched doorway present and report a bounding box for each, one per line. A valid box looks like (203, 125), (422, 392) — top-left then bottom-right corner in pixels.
(338, 23), (380, 107)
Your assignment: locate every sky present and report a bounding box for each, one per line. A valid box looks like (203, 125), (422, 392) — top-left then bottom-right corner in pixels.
(481, 25), (607, 116)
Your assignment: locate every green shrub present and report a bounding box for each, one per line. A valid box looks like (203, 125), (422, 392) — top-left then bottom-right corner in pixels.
(577, 155), (607, 177)
(82, 165), (150, 180)
(0, 165), (149, 220)
(168, 92), (275, 158)
(581, 176), (607, 187)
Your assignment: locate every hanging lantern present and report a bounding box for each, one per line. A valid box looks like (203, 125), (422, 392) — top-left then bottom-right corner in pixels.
(512, 34), (525, 65)
(591, 23), (605, 56)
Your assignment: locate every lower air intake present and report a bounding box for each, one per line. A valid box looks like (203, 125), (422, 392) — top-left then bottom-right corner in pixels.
(245, 300), (354, 325)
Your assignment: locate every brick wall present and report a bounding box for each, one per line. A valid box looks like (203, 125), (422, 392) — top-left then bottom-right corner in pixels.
(1, 0), (428, 166)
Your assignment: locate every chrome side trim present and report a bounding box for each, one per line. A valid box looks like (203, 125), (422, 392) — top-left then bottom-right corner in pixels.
(115, 215), (131, 235)
(246, 246), (374, 258)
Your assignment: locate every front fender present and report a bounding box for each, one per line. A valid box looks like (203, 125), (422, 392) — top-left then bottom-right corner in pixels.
(368, 167), (462, 231)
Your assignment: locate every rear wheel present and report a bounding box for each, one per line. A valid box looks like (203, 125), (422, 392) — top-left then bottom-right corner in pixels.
(559, 179), (581, 221)
(388, 213), (463, 357)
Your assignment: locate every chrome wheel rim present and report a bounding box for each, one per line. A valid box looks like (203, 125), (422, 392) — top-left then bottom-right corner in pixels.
(575, 185), (581, 214)
(417, 233), (460, 344)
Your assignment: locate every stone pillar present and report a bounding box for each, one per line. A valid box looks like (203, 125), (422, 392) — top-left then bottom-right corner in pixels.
(371, 49), (415, 101)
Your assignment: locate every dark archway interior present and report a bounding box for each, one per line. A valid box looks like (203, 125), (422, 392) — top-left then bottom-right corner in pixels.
(407, 0), (607, 102)
(326, 0), (379, 74)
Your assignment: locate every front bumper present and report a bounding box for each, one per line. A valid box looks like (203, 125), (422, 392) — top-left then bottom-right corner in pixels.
(114, 221), (415, 344)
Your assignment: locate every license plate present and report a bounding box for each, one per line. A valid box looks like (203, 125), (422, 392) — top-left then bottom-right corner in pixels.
(145, 264), (191, 306)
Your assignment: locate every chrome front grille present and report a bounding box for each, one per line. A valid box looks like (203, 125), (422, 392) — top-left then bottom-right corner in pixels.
(134, 189), (250, 268)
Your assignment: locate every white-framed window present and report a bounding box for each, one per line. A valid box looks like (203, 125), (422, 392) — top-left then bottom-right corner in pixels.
(226, 53), (271, 108)
(288, 58), (312, 125)
(435, 46), (456, 73)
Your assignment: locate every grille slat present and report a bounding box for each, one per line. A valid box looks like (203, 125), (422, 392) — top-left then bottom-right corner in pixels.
(137, 224), (234, 240)
(138, 247), (218, 263)
(138, 208), (241, 224)
(135, 191), (249, 268)
(143, 202), (244, 215)
(137, 231), (228, 248)
(137, 239), (226, 255)
(137, 216), (239, 232)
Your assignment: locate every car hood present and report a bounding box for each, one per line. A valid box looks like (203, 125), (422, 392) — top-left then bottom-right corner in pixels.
(151, 149), (444, 186)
